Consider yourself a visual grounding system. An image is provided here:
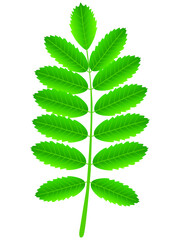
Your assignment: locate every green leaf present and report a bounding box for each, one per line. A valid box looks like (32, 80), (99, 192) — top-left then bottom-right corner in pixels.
(32, 141), (86, 170)
(36, 176), (85, 202)
(44, 36), (88, 72)
(94, 114), (149, 142)
(70, 4), (97, 50)
(91, 178), (139, 206)
(33, 114), (88, 142)
(90, 28), (127, 71)
(93, 56), (140, 90)
(93, 142), (148, 170)
(34, 89), (88, 118)
(95, 84), (147, 116)
(35, 66), (88, 94)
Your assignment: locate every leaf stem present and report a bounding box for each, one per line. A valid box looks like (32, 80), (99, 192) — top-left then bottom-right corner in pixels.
(79, 50), (93, 238)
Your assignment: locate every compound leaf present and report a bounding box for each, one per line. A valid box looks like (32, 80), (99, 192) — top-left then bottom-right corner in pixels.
(91, 178), (139, 206)
(35, 66), (88, 94)
(33, 114), (88, 142)
(32, 141), (86, 170)
(95, 84), (147, 116)
(90, 28), (127, 71)
(70, 3), (97, 50)
(94, 114), (149, 142)
(45, 36), (88, 72)
(93, 142), (148, 170)
(36, 176), (85, 202)
(34, 89), (88, 118)
(93, 56), (140, 90)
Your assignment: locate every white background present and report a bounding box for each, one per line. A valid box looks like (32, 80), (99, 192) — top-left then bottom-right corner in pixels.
(1, 0), (180, 239)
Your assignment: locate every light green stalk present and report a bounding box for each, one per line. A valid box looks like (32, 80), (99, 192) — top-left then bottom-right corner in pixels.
(79, 50), (93, 238)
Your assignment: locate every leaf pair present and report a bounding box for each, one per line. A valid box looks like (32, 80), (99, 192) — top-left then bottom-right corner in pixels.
(33, 113), (148, 143)
(36, 176), (138, 207)
(32, 141), (147, 172)
(44, 28), (127, 73)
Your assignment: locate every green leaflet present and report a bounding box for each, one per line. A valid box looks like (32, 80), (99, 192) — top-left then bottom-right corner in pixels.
(70, 4), (97, 50)
(93, 56), (140, 90)
(35, 66), (88, 94)
(34, 89), (88, 118)
(36, 176), (85, 202)
(93, 142), (148, 170)
(32, 141), (86, 170)
(90, 28), (127, 71)
(94, 114), (149, 142)
(91, 178), (139, 206)
(95, 84), (147, 116)
(45, 36), (88, 72)
(33, 114), (88, 142)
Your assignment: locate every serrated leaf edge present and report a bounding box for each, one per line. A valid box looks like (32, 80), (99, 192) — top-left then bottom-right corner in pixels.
(95, 84), (147, 116)
(93, 141), (148, 170)
(91, 178), (139, 206)
(36, 177), (85, 202)
(45, 36), (88, 72)
(31, 141), (86, 170)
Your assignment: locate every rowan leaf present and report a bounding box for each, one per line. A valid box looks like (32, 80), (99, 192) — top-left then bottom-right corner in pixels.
(33, 114), (88, 142)
(95, 84), (147, 116)
(90, 28), (127, 71)
(93, 142), (148, 170)
(91, 178), (139, 206)
(35, 66), (88, 94)
(32, 141), (86, 170)
(93, 56), (140, 90)
(44, 36), (88, 72)
(33, 4), (149, 237)
(34, 89), (88, 118)
(36, 176), (85, 202)
(70, 3), (97, 50)
(94, 114), (149, 142)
